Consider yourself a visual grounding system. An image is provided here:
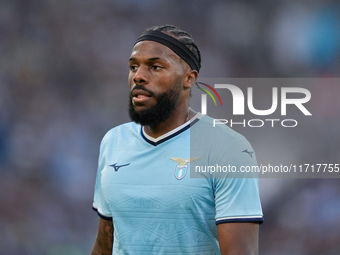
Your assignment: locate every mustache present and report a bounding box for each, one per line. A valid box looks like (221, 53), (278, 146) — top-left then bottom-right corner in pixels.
(130, 84), (155, 97)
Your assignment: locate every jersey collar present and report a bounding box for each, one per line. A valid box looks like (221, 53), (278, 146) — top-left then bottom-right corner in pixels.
(141, 112), (202, 146)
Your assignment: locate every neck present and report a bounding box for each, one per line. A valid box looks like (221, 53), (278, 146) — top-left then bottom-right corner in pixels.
(143, 107), (196, 138)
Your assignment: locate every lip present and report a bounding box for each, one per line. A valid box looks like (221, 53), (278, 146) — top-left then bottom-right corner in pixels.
(131, 89), (152, 104)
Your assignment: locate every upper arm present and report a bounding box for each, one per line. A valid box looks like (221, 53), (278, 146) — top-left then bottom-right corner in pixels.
(91, 217), (114, 255)
(214, 138), (263, 224)
(217, 222), (259, 255)
(214, 138), (262, 254)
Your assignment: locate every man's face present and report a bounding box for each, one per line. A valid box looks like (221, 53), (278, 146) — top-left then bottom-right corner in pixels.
(128, 40), (188, 126)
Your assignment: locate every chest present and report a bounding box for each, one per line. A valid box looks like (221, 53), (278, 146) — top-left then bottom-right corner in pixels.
(100, 144), (216, 218)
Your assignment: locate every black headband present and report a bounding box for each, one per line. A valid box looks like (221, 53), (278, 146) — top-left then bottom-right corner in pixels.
(134, 31), (201, 72)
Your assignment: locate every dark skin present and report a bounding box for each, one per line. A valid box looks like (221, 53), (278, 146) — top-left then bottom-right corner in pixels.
(90, 40), (259, 255)
(218, 222), (259, 255)
(91, 218), (113, 255)
(128, 40), (197, 138)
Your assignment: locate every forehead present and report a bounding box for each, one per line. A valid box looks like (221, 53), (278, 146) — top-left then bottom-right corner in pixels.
(130, 41), (180, 62)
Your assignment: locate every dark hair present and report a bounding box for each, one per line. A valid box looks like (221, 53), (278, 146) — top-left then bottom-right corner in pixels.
(143, 24), (201, 65)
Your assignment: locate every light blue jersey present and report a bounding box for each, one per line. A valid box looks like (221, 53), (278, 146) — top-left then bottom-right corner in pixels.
(93, 113), (263, 254)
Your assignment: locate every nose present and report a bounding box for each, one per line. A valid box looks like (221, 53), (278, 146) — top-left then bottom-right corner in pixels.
(133, 66), (148, 84)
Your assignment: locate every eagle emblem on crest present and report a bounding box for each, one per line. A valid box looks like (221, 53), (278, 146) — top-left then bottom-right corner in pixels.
(170, 157), (200, 180)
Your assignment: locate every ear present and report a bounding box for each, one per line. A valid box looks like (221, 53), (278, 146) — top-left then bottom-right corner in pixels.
(183, 70), (198, 90)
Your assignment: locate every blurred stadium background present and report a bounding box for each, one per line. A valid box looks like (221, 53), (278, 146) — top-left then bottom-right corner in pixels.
(0, 0), (339, 254)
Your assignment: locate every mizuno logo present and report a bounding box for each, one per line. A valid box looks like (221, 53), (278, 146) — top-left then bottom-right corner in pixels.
(242, 149), (254, 158)
(110, 163), (130, 171)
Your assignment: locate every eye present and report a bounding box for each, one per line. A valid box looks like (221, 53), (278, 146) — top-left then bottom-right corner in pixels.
(151, 65), (162, 70)
(129, 65), (138, 71)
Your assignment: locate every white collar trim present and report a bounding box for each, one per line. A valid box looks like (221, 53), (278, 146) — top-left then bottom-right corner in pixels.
(142, 112), (202, 143)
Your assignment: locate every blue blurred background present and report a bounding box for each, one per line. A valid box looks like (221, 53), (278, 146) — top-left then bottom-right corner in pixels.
(0, 0), (339, 254)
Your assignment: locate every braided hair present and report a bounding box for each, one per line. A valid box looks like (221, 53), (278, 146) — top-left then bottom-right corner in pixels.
(142, 24), (201, 67)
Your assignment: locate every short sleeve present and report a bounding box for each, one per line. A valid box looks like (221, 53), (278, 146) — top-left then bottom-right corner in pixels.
(213, 138), (263, 225)
(92, 135), (112, 220)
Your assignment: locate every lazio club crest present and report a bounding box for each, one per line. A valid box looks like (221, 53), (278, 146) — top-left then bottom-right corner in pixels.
(170, 157), (200, 180)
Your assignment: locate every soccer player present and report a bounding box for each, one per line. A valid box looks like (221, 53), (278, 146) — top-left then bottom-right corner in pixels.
(91, 25), (263, 255)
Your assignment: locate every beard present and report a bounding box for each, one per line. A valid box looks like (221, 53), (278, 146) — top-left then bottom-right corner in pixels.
(128, 82), (181, 126)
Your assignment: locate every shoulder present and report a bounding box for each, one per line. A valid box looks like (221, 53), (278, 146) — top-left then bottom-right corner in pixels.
(103, 122), (140, 139)
(191, 114), (258, 177)
(100, 122), (141, 150)
(193, 114), (252, 151)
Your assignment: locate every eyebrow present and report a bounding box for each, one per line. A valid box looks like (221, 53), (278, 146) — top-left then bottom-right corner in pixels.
(129, 57), (161, 61)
